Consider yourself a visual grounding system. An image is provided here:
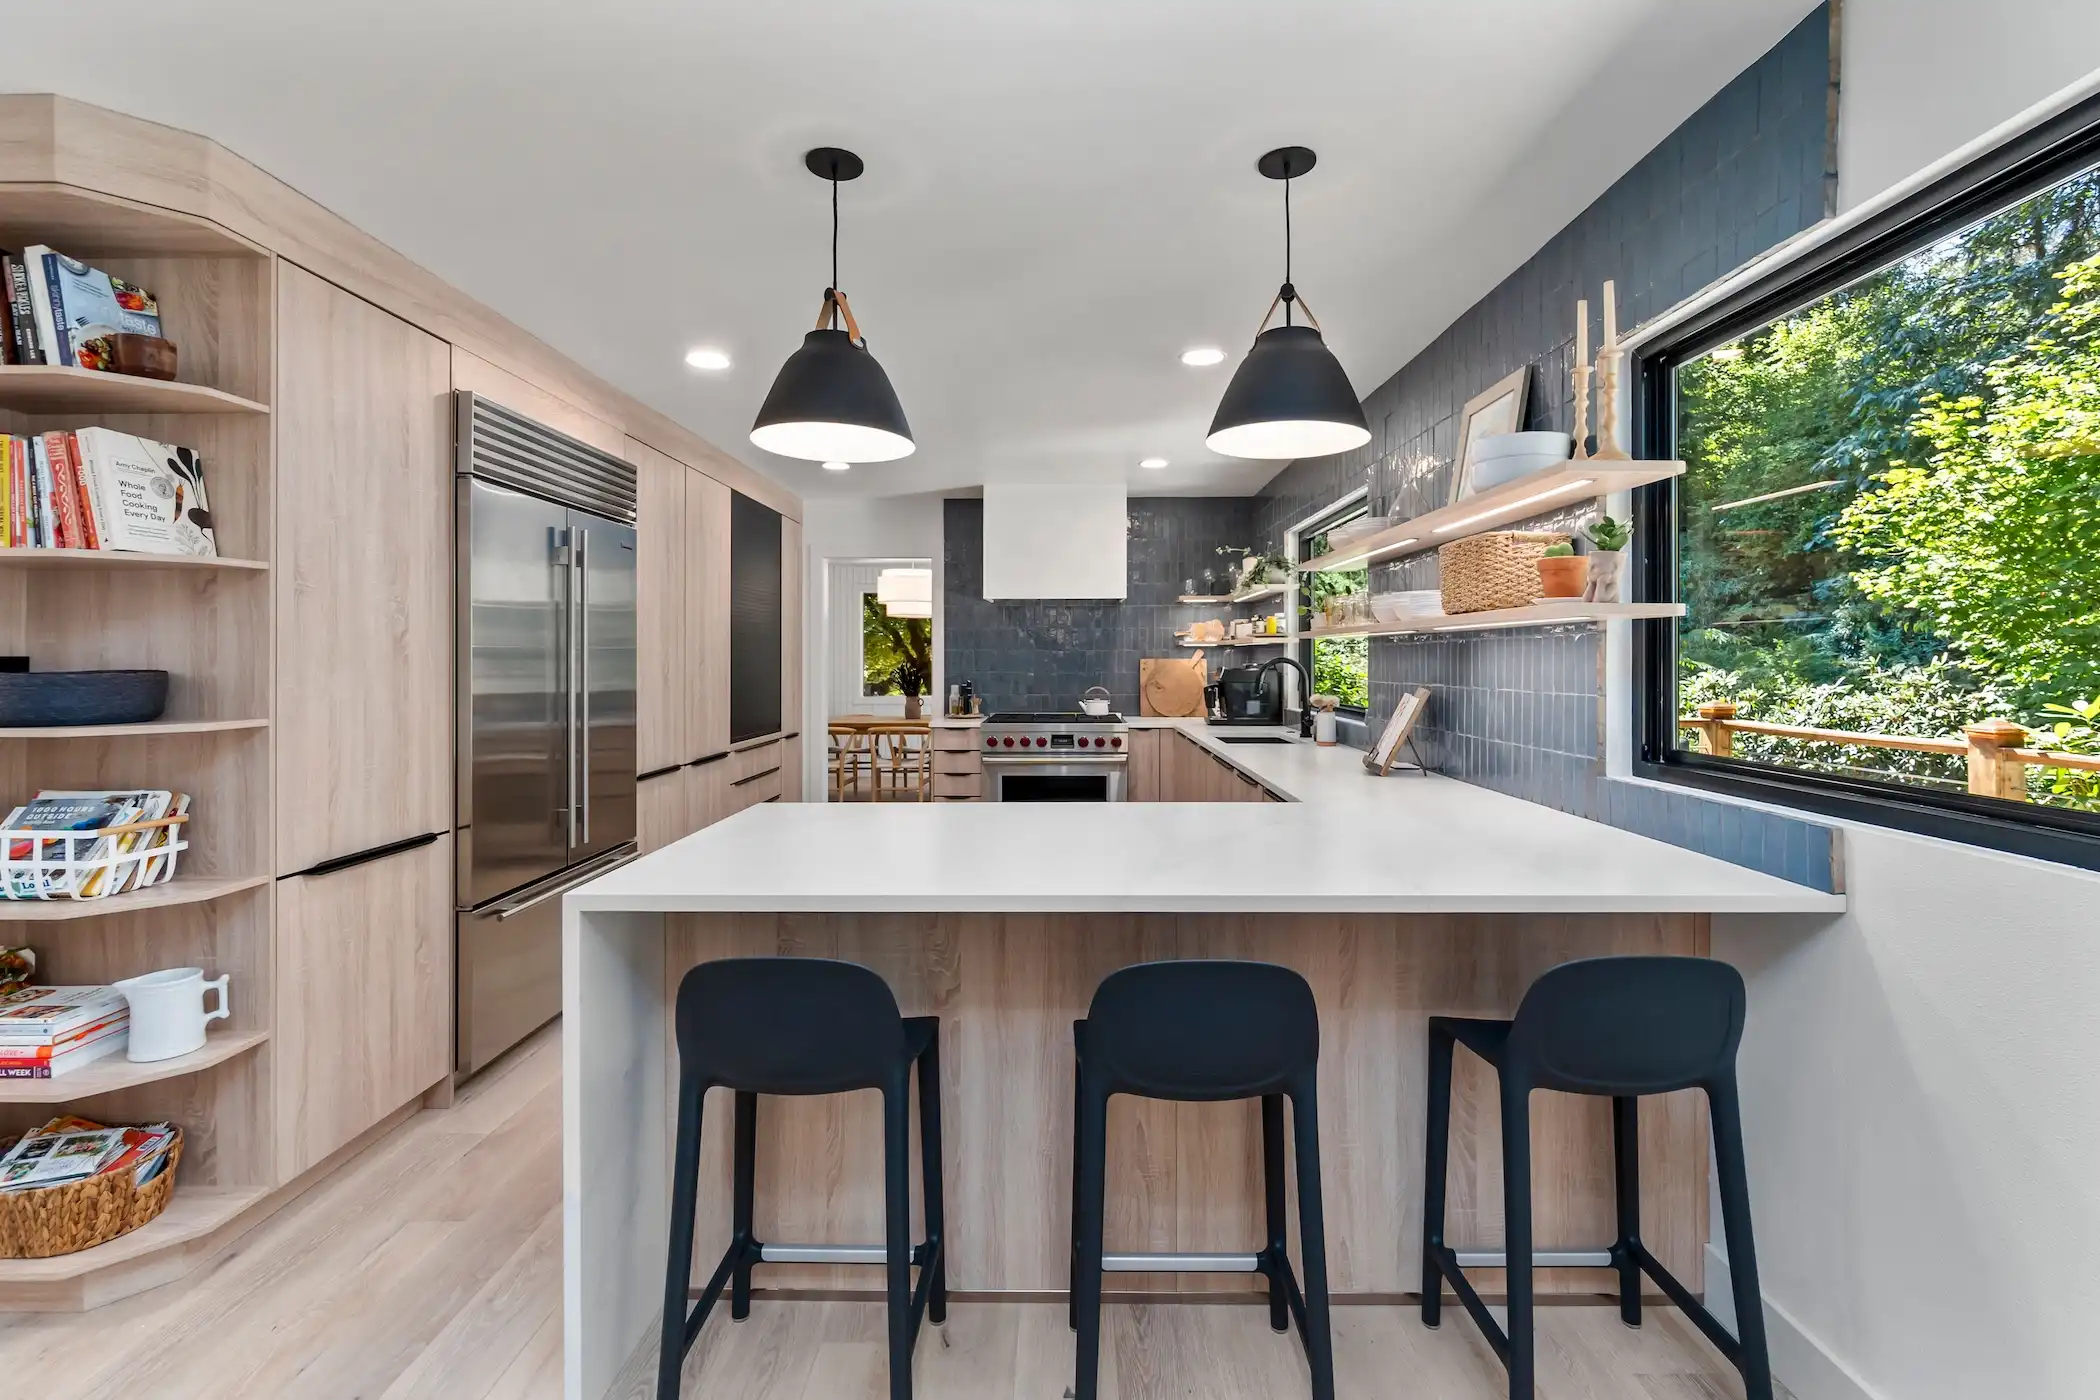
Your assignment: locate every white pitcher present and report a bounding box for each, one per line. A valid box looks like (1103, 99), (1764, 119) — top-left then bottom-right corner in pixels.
(113, 967), (230, 1063)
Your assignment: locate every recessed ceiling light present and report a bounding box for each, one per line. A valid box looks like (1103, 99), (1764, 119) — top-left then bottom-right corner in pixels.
(821, 460), (851, 472)
(1180, 347), (1226, 367)
(684, 347), (732, 371)
(1140, 457), (1169, 470)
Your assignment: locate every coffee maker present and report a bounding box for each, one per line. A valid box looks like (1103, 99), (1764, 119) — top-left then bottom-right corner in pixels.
(1214, 665), (1282, 725)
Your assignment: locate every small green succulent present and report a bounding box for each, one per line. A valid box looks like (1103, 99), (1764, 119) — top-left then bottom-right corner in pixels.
(1584, 516), (1633, 551)
(1541, 541), (1575, 558)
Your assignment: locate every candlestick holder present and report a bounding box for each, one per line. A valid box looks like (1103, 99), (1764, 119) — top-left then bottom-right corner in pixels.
(1571, 363), (1593, 461)
(1591, 348), (1631, 461)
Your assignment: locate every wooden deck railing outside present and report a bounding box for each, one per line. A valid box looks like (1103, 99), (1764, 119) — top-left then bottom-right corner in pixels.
(1679, 702), (2100, 800)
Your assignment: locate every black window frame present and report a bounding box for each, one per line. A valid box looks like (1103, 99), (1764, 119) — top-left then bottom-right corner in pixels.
(1632, 89), (2100, 874)
(1295, 495), (1372, 718)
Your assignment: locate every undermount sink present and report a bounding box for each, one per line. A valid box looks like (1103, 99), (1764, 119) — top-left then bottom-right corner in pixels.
(1216, 735), (1293, 745)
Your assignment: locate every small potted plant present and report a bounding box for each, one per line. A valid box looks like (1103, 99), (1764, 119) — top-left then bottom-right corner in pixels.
(1582, 516), (1632, 602)
(1535, 540), (1587, 599)
(893, 659), (927, 720)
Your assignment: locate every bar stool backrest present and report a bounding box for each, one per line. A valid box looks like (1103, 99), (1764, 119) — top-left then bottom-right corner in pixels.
(674, 956), (906, 1094)
(1084, 960), (1318, 1100)
(1508, 955), (1745, 1095)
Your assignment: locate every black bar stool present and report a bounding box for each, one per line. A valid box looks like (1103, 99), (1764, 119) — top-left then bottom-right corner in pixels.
(657, 957), (945, 1400)
(1068, 960), (1334, 1400)
(1421, 955), (1773, 1400)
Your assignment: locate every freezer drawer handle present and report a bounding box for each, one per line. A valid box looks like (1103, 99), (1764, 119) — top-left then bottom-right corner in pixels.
(491, 843), (639, 921)
(289, 831), (441, 880)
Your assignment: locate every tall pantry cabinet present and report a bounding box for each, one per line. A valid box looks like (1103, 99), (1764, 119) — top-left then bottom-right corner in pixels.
(0, 94), (801, 1311)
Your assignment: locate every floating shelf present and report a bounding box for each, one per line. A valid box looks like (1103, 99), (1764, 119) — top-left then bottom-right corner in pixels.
(0, 718), (268, 740)
(0, 875), (270, 923)
(0, 549), (268, 572)
(0, 1184), (270, 1305)
(0, 365), (270, 416)
(1179, 636), (1292, 649)
(1302, 461), (1687, 571)
(1310, 601), (1686, 637)
(0, 1030), (268, 1104)
(1177, 583), (1288, 605)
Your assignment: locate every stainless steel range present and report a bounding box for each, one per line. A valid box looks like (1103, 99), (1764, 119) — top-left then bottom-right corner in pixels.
(980, 711), (1130, 802)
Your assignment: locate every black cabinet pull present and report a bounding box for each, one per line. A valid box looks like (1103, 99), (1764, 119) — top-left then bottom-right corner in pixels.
(289, 831), (441, 880)
(731, 765), (783, 788)
(690, 751), (730, 768)
(638, 763), (683, 782)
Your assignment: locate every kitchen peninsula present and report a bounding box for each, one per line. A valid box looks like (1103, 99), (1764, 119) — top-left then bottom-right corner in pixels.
(562, 724), (1844, 1399)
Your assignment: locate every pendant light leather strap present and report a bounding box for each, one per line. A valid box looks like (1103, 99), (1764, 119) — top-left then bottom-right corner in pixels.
(813, 289), (867, 346)
(1252, 287), (1324, 341)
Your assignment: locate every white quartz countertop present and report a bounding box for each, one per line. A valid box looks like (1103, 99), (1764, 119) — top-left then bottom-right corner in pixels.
(574, 720), (1844, 916)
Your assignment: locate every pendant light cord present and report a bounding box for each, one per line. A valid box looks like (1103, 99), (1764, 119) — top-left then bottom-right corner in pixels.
(1282, 174), (1294, 327)
(831, 172), (841, 307)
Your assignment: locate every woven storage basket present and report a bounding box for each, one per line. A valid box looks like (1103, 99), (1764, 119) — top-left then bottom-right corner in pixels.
(1438, 530), (1570, 614)
(0, 1126), (182, 1259)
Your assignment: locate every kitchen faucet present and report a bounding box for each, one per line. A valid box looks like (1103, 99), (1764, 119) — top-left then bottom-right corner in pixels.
(1256, 656), (1316, 739)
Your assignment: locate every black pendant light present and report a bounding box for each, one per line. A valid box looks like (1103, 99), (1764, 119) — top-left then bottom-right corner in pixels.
(1206, 147), (1371, 461)
(750, 148), (915, 464)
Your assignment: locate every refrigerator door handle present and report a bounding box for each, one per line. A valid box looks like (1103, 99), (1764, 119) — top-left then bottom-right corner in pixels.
(562, 526), (580, 852)
(576, 525), (591, 848)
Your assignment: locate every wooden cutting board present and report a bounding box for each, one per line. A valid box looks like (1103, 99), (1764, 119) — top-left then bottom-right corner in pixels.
(1141, 654), (1208, 717)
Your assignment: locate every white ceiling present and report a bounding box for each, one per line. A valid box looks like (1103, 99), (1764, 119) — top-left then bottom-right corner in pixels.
(8, 0), (1818, 501)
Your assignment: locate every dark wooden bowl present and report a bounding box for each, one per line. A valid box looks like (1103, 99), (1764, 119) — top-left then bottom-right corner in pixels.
(109, 334), (178, 381)
(0, 670), (170, 727)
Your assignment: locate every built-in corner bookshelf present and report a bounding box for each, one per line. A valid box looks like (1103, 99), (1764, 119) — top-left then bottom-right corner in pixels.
(0, 185), (275, 1308)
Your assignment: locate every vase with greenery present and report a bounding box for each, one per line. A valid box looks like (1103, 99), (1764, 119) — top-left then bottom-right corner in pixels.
(1582, 515), (1632, 601)
(893, 659), (927, 720)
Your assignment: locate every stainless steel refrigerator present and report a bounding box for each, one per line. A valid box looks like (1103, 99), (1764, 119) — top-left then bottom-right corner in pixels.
(454, 392), (638, 1077)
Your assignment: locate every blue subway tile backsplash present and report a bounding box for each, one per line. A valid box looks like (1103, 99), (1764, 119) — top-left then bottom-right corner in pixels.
(1239, 6), (1840, 891)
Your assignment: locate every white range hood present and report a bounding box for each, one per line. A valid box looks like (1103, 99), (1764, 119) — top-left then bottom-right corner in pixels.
(980, 483), (1128, 600)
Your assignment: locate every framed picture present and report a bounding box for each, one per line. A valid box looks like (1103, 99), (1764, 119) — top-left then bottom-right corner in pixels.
(1364, 686), (1431, 775)
(1448, 367), (1530, 503)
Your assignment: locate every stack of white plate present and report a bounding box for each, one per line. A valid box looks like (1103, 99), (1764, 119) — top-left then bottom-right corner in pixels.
(1370, 590), (1444, 623)
(1469, 432), (1574, 493)
(1324, 516), (1390, 551)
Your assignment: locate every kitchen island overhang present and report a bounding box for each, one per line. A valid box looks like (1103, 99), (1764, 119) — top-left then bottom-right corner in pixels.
(562, 776), (1842, 1400)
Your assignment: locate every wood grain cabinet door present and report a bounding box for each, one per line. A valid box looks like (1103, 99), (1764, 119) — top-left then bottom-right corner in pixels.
(275, 834), (453, 1179)
(630, 439), (689, 773)
(275, 263), (453, 875)
(1126, 729), (1161, 801)
(686, 471), (733, 759)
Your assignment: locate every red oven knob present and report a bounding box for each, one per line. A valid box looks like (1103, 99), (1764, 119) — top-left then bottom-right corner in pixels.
(986, 737), (997, 749)
(1110, 736), (1123, 748)
(1034, 736), (1048, 747)
(1002, 736), (1015, 747)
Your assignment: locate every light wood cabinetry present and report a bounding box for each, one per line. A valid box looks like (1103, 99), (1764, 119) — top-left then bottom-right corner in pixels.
(1163, 730), (1276, 802)
(631, 439), (689, 774)
(275, 263), (452, 874)
(1127, 729), (1162, 801)
(932, 726), (984, 802)
(686, 471), (733, 760)
(637, 768), (691, 856)
(274, 835), (452, 1180)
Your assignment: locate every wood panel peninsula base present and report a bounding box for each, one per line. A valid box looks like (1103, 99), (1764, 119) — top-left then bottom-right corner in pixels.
(564, 766), (1844, 1399)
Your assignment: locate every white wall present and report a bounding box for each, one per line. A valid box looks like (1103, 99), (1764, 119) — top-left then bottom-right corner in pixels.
(1714, 831), (2100, 1400)
(1702, 17), (2100, 1398)
(1837, 0), (2100, 212)
(799, 494), (947, 800)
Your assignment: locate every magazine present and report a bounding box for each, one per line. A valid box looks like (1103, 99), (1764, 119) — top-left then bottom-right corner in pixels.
(0, 1117), (174, 1192)
(0, 986), (129, 1043)
(1, 789), (178, 899)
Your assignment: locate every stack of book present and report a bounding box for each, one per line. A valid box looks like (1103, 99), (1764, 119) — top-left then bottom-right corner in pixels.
(0, 986), (130, 1079)
(0, 247), (160, 370)
(0, 1116), (175, 1192)
(0, 429), (216, 556)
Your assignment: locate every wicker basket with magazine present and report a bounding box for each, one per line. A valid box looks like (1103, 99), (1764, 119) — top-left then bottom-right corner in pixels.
(1437, 530), (1570, 614)
(0, 1124), (182, 1259)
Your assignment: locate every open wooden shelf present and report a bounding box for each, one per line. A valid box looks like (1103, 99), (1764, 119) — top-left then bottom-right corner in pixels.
(0, 549), (268, 572)
(1311, 601), (1686, 637)
(0, 365), (270, 416)
(0, 718), (269, 740)
(1302, 460), (1686, 571)
(0, 1030), (268, 1104)
(0, 1184), (270, 1305)
(1177, 583), (1288, 605)
(1179, 636), (1292, 649)
(0, 183), (271, 261)
(0, 875), (270, 923)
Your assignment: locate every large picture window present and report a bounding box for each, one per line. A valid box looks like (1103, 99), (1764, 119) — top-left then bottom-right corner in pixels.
(1637, 96), (2100, 868)
(1297, 500), (1370, 713)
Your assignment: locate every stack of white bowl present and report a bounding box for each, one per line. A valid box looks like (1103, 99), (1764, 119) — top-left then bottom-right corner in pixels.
(1468, 432), (1574, 494)
(1324, 515), (1390, 552)
(1370, 590), (1444, 624)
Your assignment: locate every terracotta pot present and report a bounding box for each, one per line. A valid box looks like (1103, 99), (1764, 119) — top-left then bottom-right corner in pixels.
(903, 695), (923, 720)
(1535, 554), (1588, 599)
